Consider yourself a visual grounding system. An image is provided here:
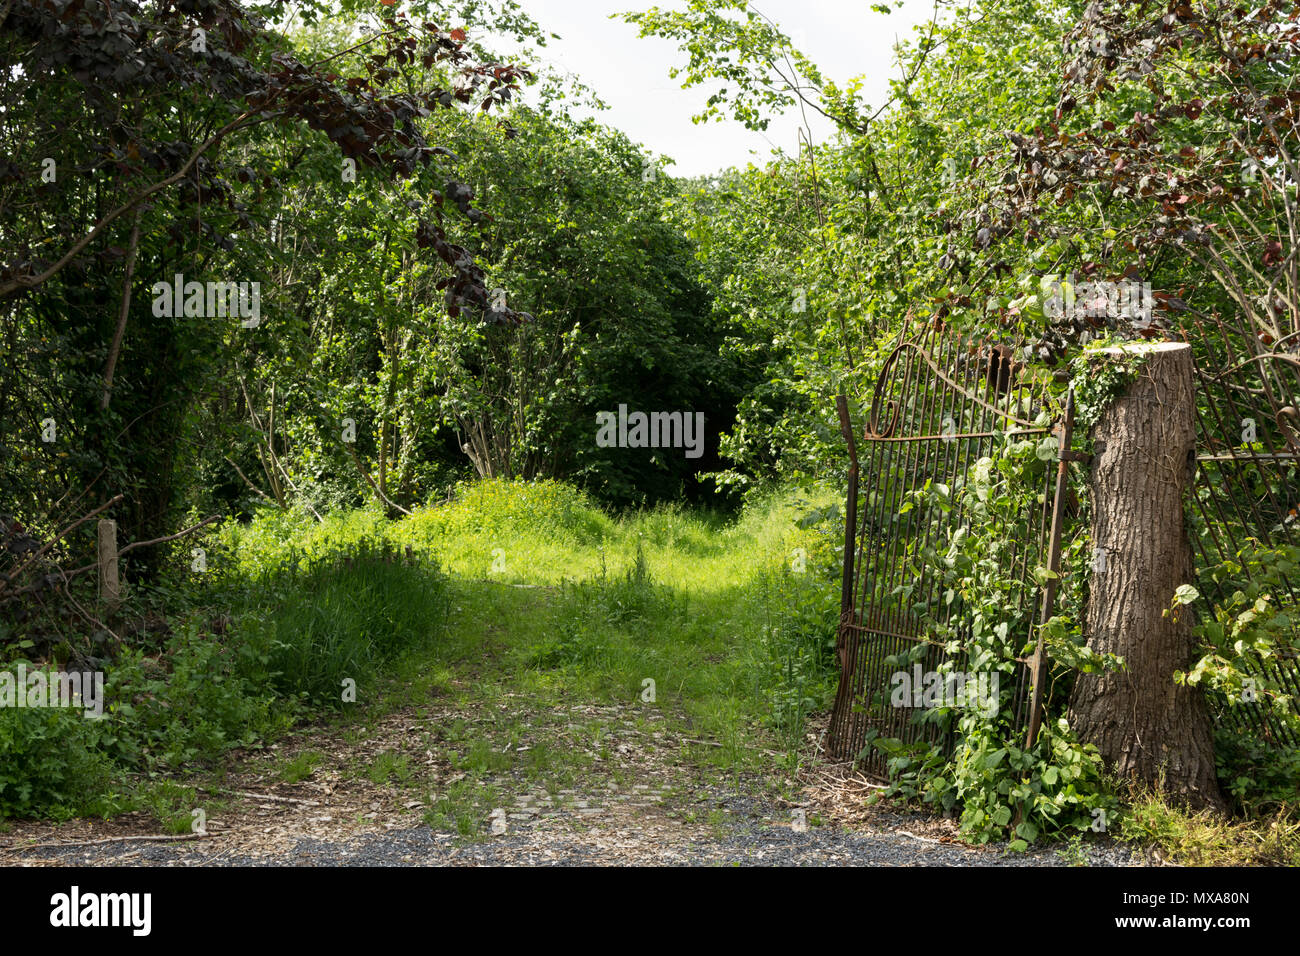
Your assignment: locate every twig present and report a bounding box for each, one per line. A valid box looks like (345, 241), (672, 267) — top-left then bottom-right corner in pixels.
(225, 456), (274, 502)
(63, 513), (221, 579)
(192, 784), (321, 805)
(344, 442), (412, 516)
(7, 494), (125, 583)
(2, 833), (207, 853)
(228, 790), (320, 806)
(116, 514), (221, 557)
(0, 113), (260, 299)
(100, 207), (143, 411)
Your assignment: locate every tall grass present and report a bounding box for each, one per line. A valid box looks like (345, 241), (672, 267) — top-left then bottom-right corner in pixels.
(2, 518), (452, 820)
(233, 541), (451, 706)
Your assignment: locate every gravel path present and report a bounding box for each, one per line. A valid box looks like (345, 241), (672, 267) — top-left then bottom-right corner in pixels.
(4, 789), (1143, 867)
(0, 693), (1148, 868)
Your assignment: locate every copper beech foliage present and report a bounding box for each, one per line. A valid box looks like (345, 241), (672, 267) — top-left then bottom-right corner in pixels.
(0, 0), (533, 323)
(945, 0), (1297, 356)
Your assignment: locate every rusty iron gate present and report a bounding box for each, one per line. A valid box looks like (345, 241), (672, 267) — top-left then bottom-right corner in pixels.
(827, 321), (1077, 776)
(1186, 316), (1300, 748)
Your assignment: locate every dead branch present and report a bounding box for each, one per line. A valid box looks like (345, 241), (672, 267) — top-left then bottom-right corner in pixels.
(225, 456), (274, 502)
(6, 494), (124, 584)
(99, 207), (143, 411)
(1, 833), (208, 853)
(63, 513), (222, 579)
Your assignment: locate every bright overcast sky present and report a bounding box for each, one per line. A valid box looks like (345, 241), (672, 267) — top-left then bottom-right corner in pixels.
(510, 0), (943, 176)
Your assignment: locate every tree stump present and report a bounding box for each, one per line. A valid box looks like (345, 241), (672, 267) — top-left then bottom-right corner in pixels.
(1068, 342), (1225, 812)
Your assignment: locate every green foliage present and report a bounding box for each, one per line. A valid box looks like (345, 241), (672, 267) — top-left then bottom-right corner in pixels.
(0, 0), (528, 564)
(97, 623), (284, 770)
(1182, 542), (1300, 724)
(1070, 345), (1147, 434)
(1214, 732), (1300, 816)
(878, 717), (1113, 849)
(0, 704), (116, 820)
(1119, 783), (1300, 866)
(6, 0), (1296, 845)
(1179, 542), (1300, 808)
(620, 0), (864, 133)
(0, 518), (450, 818)
(749, 533), (840, 751)
(228, 529), (451, 707)
(526, 540), (684, 669)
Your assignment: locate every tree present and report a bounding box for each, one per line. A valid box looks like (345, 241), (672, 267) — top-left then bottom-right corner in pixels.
(0, 0), (526, 578)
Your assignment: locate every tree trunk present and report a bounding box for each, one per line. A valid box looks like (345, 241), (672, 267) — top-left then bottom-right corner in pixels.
(1068, 342), (1225, 813)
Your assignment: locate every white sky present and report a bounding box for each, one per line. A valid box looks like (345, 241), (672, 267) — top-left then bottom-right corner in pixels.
(511, 0), (943, 176)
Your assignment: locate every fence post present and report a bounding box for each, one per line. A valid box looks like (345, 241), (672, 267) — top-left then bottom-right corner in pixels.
(1067, 341), (1224, 812)
(97, 518), (120, 612)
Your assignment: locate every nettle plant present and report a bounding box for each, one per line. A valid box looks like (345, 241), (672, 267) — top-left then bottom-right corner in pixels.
(870, 406), (1120, 847)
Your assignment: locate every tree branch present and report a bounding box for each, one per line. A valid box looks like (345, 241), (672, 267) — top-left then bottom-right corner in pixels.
(100, 207), (144, 410)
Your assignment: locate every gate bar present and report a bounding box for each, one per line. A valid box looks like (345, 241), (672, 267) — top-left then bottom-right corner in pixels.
(1025, 388), (1077, 749)
(836, 392), (859, 674)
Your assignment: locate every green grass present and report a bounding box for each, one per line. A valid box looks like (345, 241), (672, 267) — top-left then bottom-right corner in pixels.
(11, 477), (1297, 861)
(1118, 785), (1300, 866)
(226, 479), (847, 781)
(239, 479), (849, 839)
(278, 750), (325, 784)
(365, 750), (416, 787)
(50, 468), (1296, 863)
(383, 480), (845, 769)
(3, 479), (844, 827)
(228, 540), (451, 708)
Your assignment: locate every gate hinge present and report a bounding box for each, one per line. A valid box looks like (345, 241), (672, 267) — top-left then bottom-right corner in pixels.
(1060, 449), (1092, 464)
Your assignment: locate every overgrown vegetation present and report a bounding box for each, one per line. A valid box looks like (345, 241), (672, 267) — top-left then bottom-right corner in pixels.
(1, 480), (841, 821)
(3, 0), (1298, 859)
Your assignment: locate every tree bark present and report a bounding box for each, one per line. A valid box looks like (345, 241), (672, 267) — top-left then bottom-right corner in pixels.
(1069, 342), (1226, 813)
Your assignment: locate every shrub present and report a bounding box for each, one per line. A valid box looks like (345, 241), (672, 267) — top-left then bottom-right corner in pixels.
(0, 703), (115, 819)
(96, 622), (284, 770)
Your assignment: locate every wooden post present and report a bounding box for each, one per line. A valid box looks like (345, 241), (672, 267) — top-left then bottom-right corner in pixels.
(1067, 342), (1225, 812)
(97, 518), (120, 612)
